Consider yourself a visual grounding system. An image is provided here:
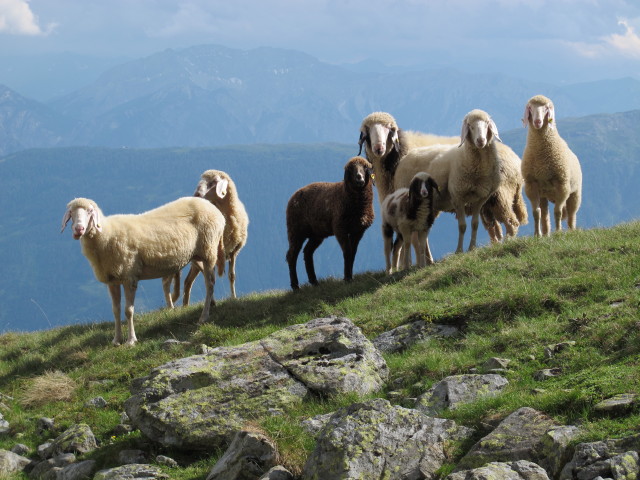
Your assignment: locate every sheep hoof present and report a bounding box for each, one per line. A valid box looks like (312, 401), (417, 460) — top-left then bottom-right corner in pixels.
(124, 339), (137, 347)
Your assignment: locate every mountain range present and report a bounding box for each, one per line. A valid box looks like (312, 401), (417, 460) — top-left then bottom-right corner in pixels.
(2, 44), (640, 155)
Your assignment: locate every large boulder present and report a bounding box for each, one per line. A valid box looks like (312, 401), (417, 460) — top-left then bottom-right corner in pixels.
(302, 398), (473, 480)
(41, 424), (97, 459)
(446, 460), (551, 480)
(0, 449), (31, 475)
(455, 407), (579, 479)
(94, 464), (169, 479)
(125, 317), (388, 450)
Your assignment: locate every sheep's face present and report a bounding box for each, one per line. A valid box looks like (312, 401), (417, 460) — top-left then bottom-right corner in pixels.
(524, 102), (555, 130)
(360, 123), (398, 158)
(344, 158), (374, 190)
(61, 205), (102, 239)
(194, 173), (229, 203)
(460, 113), (500, 148)
(409, 173), (439, 202)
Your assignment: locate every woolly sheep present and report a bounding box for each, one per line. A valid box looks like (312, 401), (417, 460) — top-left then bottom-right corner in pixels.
(522, 94), (582, 236)
(170, 170), (249, 305)
(61, 197), (226, 345)
(286, 156), (375, 290)
(381, 172), (440, 272)
(396, 109), (503, 255)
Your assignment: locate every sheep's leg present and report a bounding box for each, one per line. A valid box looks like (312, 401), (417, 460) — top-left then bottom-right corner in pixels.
(553, 197), (568, 233)
(171, 271), (181, 305)
(123, 282), (138, 346)
(415, 231), (428, 267)
(540, 198), (551, 236)
(424, 234), (435, 265)
(382, 224), (394, 274)
(303, 236), (324, 285)
(228, 254), (237, 298)
(286, 238), (304, 290)
(343, 230), (365, 281)
(108, 284), (123, 346)
(162, 276), (175, 308)
(566, 192), (580, 230)
(455, 206), (467, 253)
(198, 262), (215, 324)
(182, 263), (200, 306)
(392, 235), (403, 271)
(526, 185), (542, 237)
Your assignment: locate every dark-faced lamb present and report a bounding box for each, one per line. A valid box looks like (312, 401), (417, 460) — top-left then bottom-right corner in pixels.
(381, 172), (440, 272)
(285, 156), (375, 290)
(521, 94), (582, 236)
(61, 197), (226, 345)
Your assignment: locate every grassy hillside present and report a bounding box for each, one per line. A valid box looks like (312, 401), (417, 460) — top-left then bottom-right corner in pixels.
(0, 222), (639, 478)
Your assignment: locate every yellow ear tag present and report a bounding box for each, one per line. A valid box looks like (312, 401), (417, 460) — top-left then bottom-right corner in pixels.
(548, 118), (553, 123)
(371, 173), (375, 180)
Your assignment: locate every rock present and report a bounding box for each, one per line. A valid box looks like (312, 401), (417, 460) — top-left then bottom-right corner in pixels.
(94, 464), (169, 479)
(456, 407), (580, 479)
(594, 394), (639, 415)
(36, 417), (55, 436)
(113, 424), (135, 436)
(481, 357), (512, 371)
(0, 413), (10, 434)
(120, 412), (130, 424)
(416, 374), (509, 416)
(533, 368), (561, 381)
(156, 455), (178, 468)
(37, 442), (52, 459)
(446, 460), (551, 479)
(126, 316), (387, 450)
(84, 396), (108, 408)
(162, 339), (190, 350)
(205, 430), (278, 480)
(11, 443), (31, 456)
(300, 413), (333, 436)
(302, 398), (473, 480)
(560, 434), (640, 480)
(609, 451), (639, 479)
(259, 466), (294, 480)
(118, 449), (148, 465)
(41, 424), (97, 458)
(544, 341), (576, 359)
(0, 449), (31, 475)
(29, 453), (76, 479)
(56, 460), (97, 480)
(372, 320), (459, 354)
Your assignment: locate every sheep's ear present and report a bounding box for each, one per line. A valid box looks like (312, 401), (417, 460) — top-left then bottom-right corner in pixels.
(87, 207), (103, 233)
(367, 168), (375, 186)
(390, 128), (400, 153)
(61, 209), (72, 233)
(215, 179), (229, 199)
(459, 120), (469, 147)
(547, 105), (556, 129)
(489, 119), (502, 143)
(522, 104), (531, 128)
(357, 131), (366, 156)
(427, 176), (440, 194)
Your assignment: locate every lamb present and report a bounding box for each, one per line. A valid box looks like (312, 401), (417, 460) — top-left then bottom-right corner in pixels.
(61, 197), (226, 345)
(396, 109), (503, 255)
(381, 172), (440, 273)
(170, 170), (249, 305)
(521, 94), (582, 236)
(286, 156), (375, 290)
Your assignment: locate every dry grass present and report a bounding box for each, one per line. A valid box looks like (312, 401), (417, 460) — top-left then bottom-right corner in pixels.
(20, 370), (77, 408)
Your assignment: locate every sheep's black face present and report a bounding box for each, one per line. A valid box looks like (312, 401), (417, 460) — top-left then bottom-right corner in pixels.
(344, 162), (370, 190)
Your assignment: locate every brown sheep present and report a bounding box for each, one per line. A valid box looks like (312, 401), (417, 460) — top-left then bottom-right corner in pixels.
(286, 156), (375, 290)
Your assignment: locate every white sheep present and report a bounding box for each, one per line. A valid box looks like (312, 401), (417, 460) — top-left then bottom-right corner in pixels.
(381, 172), (440, 272)
(61, 197), (226, 345)
(521, 94), (582, 236)
(168, 170), (249, 305)
(396, 109), (503, 255)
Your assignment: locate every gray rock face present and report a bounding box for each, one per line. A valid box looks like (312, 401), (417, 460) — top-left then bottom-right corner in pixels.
(259, 466), (294, 480)
(302, 398), (473, 480)
(94, 464), (169, 479)
(446, 460), (551, 480)
(372, 320), (459, 354)
(560, 434), (640, 480)
(594, 394), (639, 415)
(416, 374), (509, 416)
(0, 449), (31, 475)
(118, 449), (148, 465)
(29, 453), (76, 479)
(56, 460), (97, 480)
(206, 430), (278, 480)
(125, 317), (388, 450)
(456, 407), (580, 479)
(41, 424), (97, 459)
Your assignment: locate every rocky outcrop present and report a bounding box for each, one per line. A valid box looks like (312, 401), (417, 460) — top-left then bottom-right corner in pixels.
(372, 320), (459, 354)
(125, 317), (388, 450)
(559, 433), (640, 479)
(302, 398), (473, 480)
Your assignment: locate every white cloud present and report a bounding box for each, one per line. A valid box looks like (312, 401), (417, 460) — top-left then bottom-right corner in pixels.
(0, 0), (56, 35)
(604, 18), (640, 58)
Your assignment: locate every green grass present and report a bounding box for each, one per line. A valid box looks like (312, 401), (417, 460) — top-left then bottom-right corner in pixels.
(1, 222), (640, 478)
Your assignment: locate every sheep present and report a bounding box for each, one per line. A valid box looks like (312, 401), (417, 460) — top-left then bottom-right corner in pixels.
(521, 94), (582, 236)
(169, 169), (249, 306)
(358, 111), (457, 204)
(381, 172), (440, 272)
(61, 197), (226, 345)
(395, 109), (503, 255)
(286, 156), (375, 290)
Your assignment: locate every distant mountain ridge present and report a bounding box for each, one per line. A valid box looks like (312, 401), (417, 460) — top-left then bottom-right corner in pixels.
(2, 44), (640, 155)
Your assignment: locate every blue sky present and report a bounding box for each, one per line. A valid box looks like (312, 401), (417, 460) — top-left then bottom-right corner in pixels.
(1, 0), (640, 84)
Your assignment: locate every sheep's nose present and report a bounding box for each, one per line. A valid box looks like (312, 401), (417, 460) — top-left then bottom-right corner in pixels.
(475, 138), (487, 148)
(74, 225), (85, 235)
(374, 144), (385, 155)
(534, 119), (543, 128)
